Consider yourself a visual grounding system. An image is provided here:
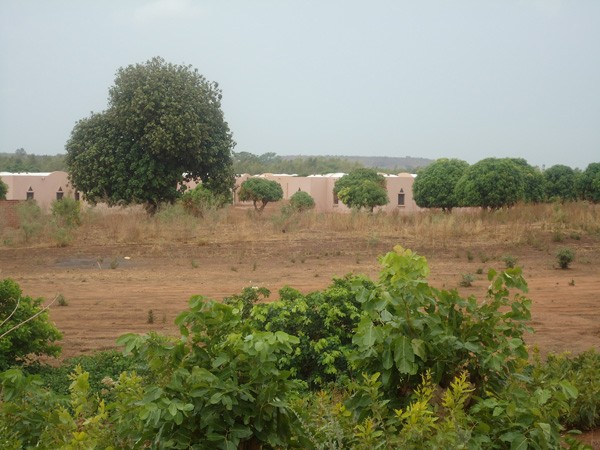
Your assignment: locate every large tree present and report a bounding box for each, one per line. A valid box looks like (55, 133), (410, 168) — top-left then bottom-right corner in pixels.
(509, 158), (545, 204)
(238, 178), (284, 212)
(66, 57), (235, 213)
(543, 164), (577, 202)
(333, 168), (389, 212)
(576, 162), (600, 203)
(412, 158), (469, 212)
(455, 158), (525, 210)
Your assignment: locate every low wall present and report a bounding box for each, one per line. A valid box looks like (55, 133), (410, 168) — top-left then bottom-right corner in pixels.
(0, 200), (22, 228)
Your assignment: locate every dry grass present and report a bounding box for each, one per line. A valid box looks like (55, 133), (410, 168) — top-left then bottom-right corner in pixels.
(2, 201), (599, 251)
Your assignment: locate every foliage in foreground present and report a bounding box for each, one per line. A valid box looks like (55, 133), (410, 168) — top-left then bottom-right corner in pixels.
(0, 247), (598, 449)
(0, 278), (62, 371)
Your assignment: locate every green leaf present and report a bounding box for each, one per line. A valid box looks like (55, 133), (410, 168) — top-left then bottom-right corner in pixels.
(393, 335), (416, 374)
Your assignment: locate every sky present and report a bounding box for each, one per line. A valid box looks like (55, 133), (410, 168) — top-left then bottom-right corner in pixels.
(0, 0), (598, 169)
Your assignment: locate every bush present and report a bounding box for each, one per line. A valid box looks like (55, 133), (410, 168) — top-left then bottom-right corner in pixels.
(0, 279), (62, 370)
(289, 190), (315, 212)
(51, 197), (81, 227)
(180, 184), (226, 217)
(16, 200), (43, 242)
(556, 248), (575, 269)
(502, 255), (518, 269)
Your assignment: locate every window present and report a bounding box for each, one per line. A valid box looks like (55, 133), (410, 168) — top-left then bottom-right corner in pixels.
(26, 187), (34, 200)
(56, 187), (64, 200)
(397, 189), (405, 207)
(333, 192), (339, 206)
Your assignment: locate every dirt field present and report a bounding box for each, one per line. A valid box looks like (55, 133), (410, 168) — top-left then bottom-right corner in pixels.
(1, 216), (599, 360)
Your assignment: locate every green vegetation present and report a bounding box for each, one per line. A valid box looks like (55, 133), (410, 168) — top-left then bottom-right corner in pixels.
(556, 248), (575, 269)
(0, 279), (62, 370)
(238, 177), (284, 212)
(289, 190), (315, 212)
(455, 158), (526, 209)
(334, 168), (389, 212)
(16, 200), (43, 243)
(65, 56), (235, 214)
(577, 162), (600, 203)
(544, 164), (578, 202)
(2, 247), (598, 448)
(0, 176), (7, 200)
(0, 148), (66, 172)
(413, 158), (469, 212)
(181, 184), (229, 217)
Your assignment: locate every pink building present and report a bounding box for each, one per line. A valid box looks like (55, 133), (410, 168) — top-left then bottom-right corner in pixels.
(234, 173), (419, 213)
(0, 171), (77, 210)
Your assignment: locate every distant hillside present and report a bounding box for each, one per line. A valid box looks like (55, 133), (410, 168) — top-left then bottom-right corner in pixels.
(282, 155), (433, 172)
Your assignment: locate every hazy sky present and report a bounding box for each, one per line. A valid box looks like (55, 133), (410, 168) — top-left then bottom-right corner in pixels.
(1, 0), (598, 169)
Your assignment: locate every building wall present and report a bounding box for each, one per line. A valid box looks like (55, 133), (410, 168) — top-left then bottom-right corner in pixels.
(0, 171), (76, 211)
(233, 173), (419, 213)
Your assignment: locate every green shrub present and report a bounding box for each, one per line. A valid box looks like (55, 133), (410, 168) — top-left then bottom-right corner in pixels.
(180, 184), (226, 217)
(502, 255), (518, 268)
(289, 190), (315, 212)
(248, 277), (371, 388)
(51, 197), (81, 227)
(556, 248), (575, 269)
(16, 200), (43, 242)
(0, 279), (62, 370)
(459, 273), (475, 287)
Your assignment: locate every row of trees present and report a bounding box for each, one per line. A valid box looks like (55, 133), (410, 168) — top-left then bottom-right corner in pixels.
(413, 158), (600, 211)
(0, 149), (66, 173)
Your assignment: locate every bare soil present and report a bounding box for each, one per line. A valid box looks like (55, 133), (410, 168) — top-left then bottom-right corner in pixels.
(2, 229), (598, 360)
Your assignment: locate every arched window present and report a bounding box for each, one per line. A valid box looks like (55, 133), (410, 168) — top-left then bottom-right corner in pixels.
(56, 187), (64, 200)
(397, 188), (405, 207)
(26, 186), (34, 200)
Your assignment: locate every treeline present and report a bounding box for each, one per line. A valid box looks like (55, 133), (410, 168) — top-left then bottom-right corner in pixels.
(233, 151), (366, 175)
(413, 158), (600, 211)
(0, 149), (66, 172)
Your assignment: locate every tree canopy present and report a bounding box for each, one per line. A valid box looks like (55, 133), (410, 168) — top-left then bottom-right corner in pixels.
(576, 162), (600, 203)
(333, 168), (389, 212)
(412, 158), (469, 212)
(65, 57), (235, 213)
(509, 158), (545, 204)
(455, 158), (525, 209)
(543, 164), (577, 202)
(0, 177), (7, 200)
(289, 190), (315, 212)
(238, 178), (284, 212)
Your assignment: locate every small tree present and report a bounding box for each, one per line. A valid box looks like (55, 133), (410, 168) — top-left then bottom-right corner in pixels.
(238, 178), (283, 212)
(51, 198), (81, 228)
(0, 278), (62, 370)
(412, 158), (469, 212)
(0, 176), (7, 200)
(334, 168), (389, 212)
(289, 190), (315, 212)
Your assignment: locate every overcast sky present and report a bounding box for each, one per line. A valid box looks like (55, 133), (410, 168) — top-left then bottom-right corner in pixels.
(1, 0), (598, 169)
